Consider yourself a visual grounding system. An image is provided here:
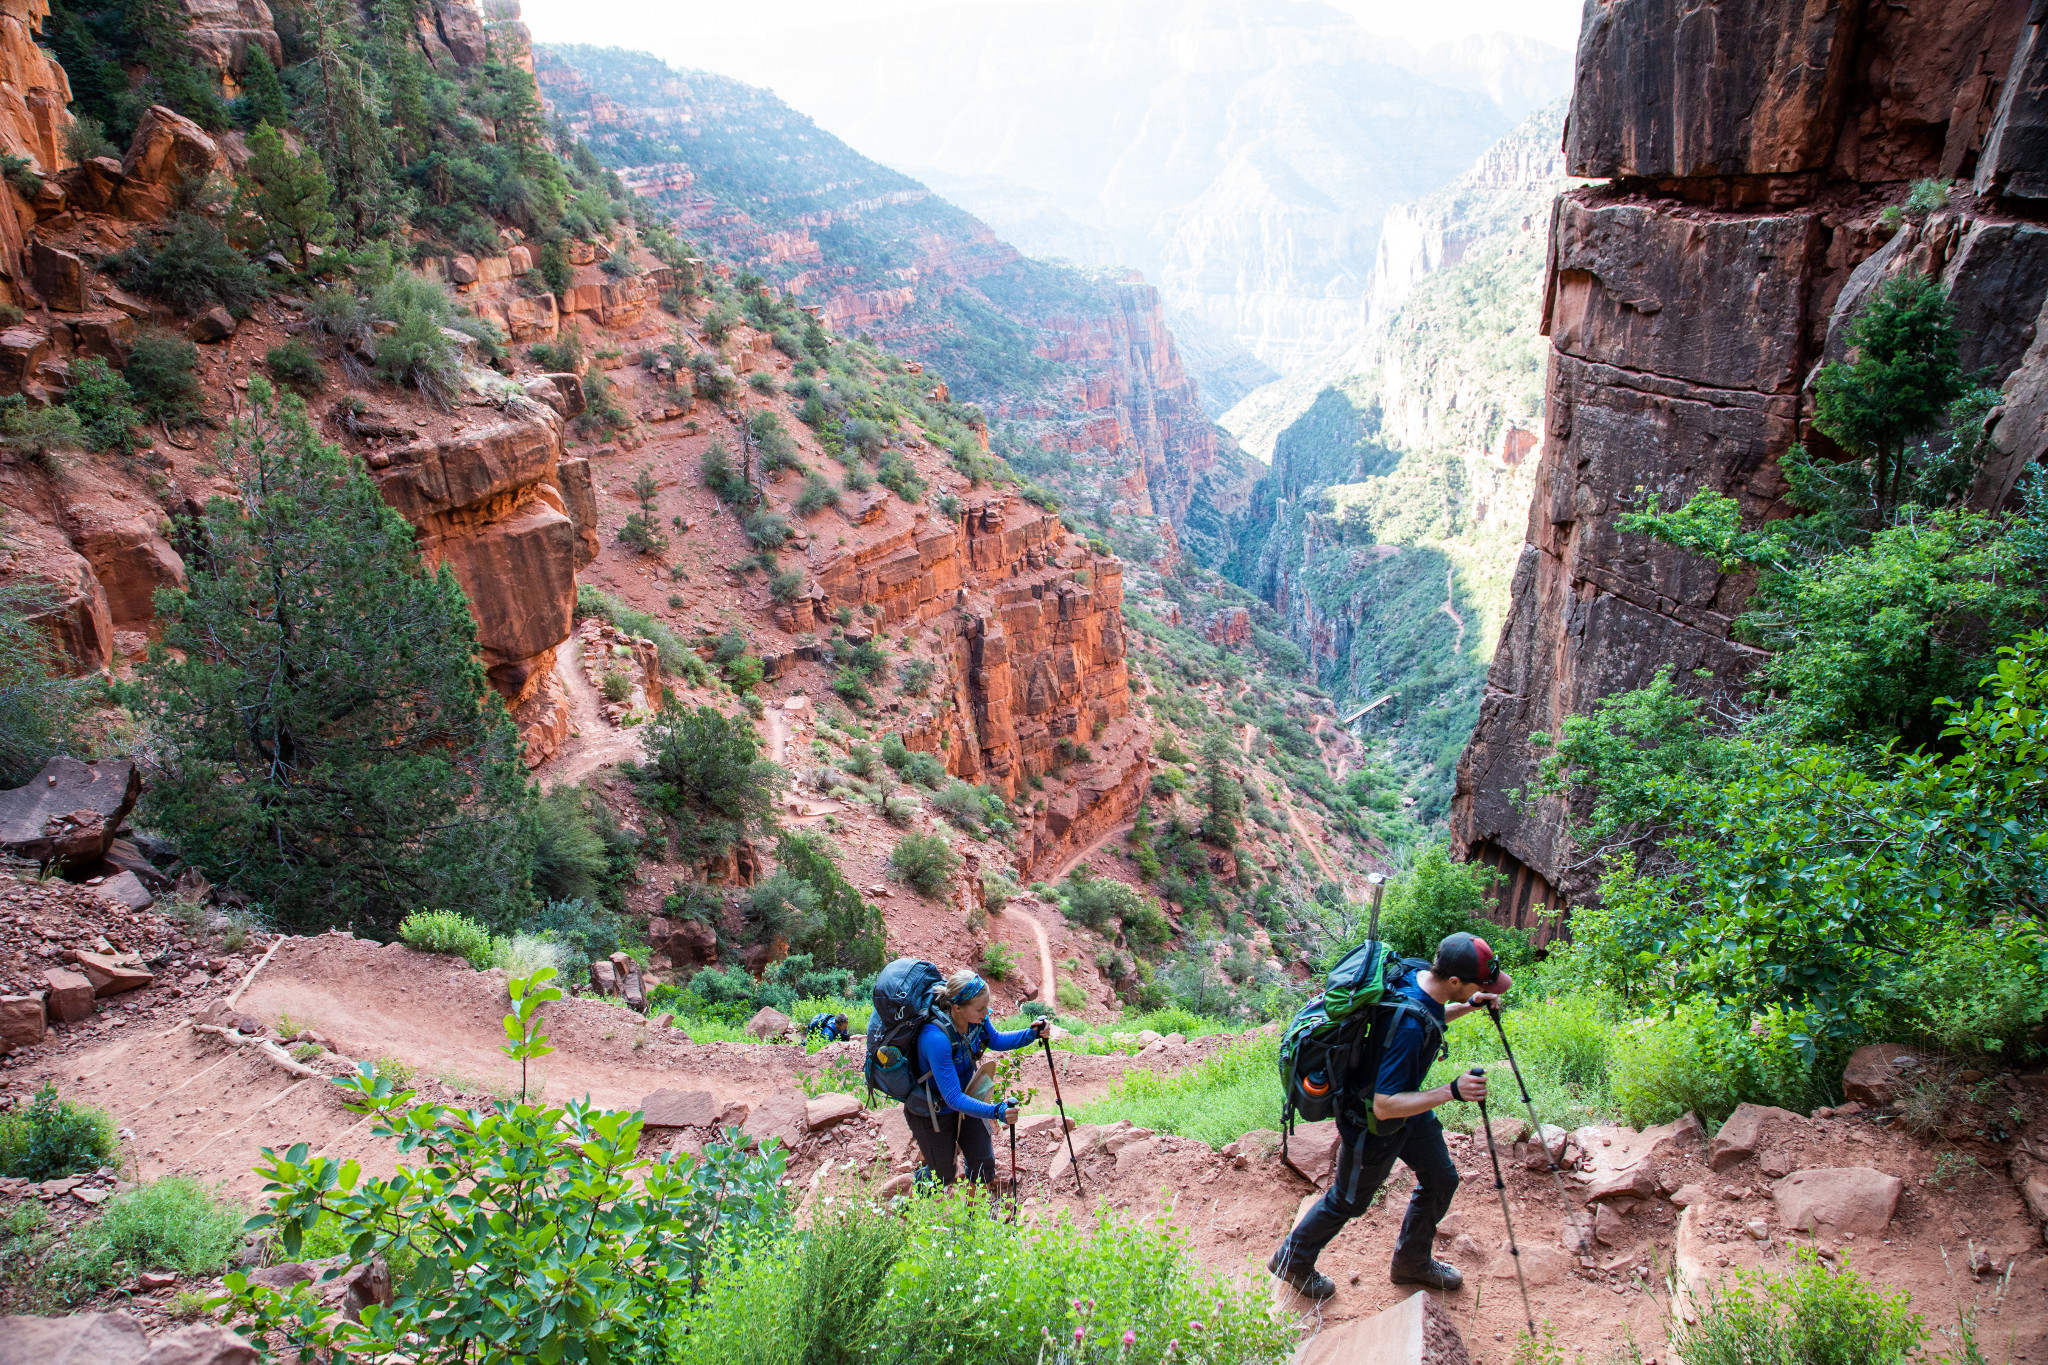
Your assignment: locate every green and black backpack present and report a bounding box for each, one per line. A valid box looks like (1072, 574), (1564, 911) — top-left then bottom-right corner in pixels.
(1277, 938), (1442, 1168)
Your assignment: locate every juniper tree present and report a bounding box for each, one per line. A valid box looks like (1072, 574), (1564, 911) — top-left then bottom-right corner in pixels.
(1200, 731), (1242, 845)
(133, 382), (534, 936)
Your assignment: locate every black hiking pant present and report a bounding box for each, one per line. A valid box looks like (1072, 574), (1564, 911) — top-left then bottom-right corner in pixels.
(905, 1104), (998, 1186)
(1276, 1110), (1459, 1272)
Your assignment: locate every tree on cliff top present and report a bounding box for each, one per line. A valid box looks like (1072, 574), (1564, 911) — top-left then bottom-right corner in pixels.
(132, 382), (535, 936)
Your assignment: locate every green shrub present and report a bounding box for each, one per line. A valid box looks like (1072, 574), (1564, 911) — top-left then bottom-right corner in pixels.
(1607, 1000), (1829, 1128)
(0, 1083), (119, 1180)
(1368, 842), (1516, 965)
(769, 566), (804, 603)
(1672, 1249), (1923, 1365)
(701, 442), (749, 504)
(488, 932), (580, 980)
(124, 330), (205, 423)
(743, 509), (793, 549)
(832, 668), (872, 707)
(0, 395), (82, 462)
(118, 214), (267, 317)
(89, 1177), (242, 1274)
(980, 941), (1018, 981)
(527, 897), (632, 965)
(794, 471), (838, 516)
(530, 786), (622, 906)
(931, 779), (985, 832)
(222, 1006), (791, 1365)
(890, 832), (959, 897)
(265, 340), (326, 395)
(575, 584), (704, 683)
(397, 909), (495, 967)
(68, 357), (143, 453)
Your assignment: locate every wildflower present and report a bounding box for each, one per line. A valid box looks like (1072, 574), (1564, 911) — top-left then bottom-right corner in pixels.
(1123, 1329), (1136, 1347)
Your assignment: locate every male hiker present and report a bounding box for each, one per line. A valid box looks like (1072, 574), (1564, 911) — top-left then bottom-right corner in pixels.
(805, 1011), (852, 1043)
(1267, 931), (1512, 1299)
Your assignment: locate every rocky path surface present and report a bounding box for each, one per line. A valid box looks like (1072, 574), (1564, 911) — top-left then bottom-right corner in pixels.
(534, 650), (646, 792)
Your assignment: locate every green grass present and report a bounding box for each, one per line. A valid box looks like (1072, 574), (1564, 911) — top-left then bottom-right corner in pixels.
(1, 1177), (242, 1313)
(1080, 1031), (1283, 1147)
(1423, 989), (1618, 1136)
(396, 909), (494, 968)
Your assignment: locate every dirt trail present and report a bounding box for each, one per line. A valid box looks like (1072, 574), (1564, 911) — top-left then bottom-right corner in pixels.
(1046, 822), (1136, 884)
(1438, 564), (1466, 655)
(534, 650), (645, 791)
(1240, 722), (1256, 754)
(1286, 806), (1339, 886)
(1006, 902), (1057, 1010)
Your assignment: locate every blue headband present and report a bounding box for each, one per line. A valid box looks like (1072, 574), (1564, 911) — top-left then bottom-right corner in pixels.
(953, 975), (987, 1006)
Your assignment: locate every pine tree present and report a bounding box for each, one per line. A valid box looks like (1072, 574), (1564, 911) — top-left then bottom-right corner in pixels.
(234, 122), (336, 267)
(134, 382), (535, 936)
(0, 582), (82, 787)
(238, 46), (290, 128)
(1200, 731), (1242, 846)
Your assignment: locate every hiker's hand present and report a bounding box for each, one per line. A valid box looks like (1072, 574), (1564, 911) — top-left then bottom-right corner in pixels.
(1000, 1101), (1020, 1125)
(1030, 1018), (1051, 1039)
(1471, 993), (1502, 1014)
(1450, 1073), (1488, 1104)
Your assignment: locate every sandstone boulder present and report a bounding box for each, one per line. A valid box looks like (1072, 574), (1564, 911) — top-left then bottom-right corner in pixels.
(1292, 1289), (1470, 1365)
(0, 994), (47, 1052)
(447, 254), (479, 285)
(1773, 1167), (1902, 1236)
(1286, 1119), (1340, 1188)
(119, 106), (230, 222)
(90, 870), (154, 911)
(1708, 1103), (1802, 1171)
(138, 1322), (259, 1365)
(0, 1310), (152, 1365)
(0, 757), (142, 868)
(28, 240), (88, 312)
(43, 967), (92, 1022)
(1485, 1241), (1567, 1286)
(1594, 1201), (1631, 1247)
(740, 1093), (807, 1150)
(186, 306), (235, 343)
(805, 1092), (862, 1132)
(1841, 1044), (1924, 1108)
(2010, 1153), (2048, 1241)
(745, 1007), (793, 1040)
(640, 1088), (718, 1128)
(588, 959), (616, 995)
(555, 455), (599, 568)
(1584, 1166), (1658, 1205)
(74, 950), (152, 996)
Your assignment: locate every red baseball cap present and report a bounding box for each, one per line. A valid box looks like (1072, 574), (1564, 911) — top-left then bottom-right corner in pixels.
(1437, 931), (1511, 992)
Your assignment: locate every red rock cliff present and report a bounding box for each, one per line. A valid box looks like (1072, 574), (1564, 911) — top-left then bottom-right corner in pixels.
(1453, 0), (2048, 928)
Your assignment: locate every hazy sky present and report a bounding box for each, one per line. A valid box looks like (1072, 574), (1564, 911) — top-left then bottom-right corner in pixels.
(518, 0), (1586, 79)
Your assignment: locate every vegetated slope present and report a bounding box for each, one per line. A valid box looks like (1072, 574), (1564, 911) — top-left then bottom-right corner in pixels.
(536, 44), (1256, 563)
(1216, 103), (1570, 823)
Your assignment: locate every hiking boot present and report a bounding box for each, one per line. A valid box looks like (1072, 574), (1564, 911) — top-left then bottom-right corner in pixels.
(1390, 1257), (1464, 1291)
(1266, 1248), (1336, 1300)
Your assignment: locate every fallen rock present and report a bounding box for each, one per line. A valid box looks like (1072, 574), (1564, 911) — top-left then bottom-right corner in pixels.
(589, 960), (616, 995)
(1708, 1103), (1802, 1171)
(1292, 1289), (1471, 1365)
(745, 1007), (793, 1041)
(90, 869), (155, 911)
(1772, 1167), (1902, 1236)
(639, 1089), (718, 1128)
(1584, 1166), (1658, 1205)
(2012, 1153), (2048, 1239)
(1669, 1182), (1707, 1208)
(740, 1094), (808, 1151)
(139, 1322), (259, 1365)
(1594, 1202), (1631, 1247)
(1559, 1210), (1596, 1254)
(74, 950), (153, 997)
(43, 967), (94, 1023)
(805, 1092), (862, 1132)
(1518, 1123), (1570, 1170)
(879, 1171), (915, 1198)
(1486, 1241), (1567, 1286)
(186, 306), (235, 343)
(1017, 1113), (1075, 1141)
(0, 758), (143, 869)
(1841, 1044), (1924, 1108)
(1287, 1119), (1341, 1188)
(0, 1310), (151, 1365)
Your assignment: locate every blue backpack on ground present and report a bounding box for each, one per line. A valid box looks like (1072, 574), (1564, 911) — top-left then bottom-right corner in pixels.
(864, 957), (945, 1101)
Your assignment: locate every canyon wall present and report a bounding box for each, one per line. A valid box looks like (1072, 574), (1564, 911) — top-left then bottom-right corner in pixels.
(1452, 0), (2048, 932)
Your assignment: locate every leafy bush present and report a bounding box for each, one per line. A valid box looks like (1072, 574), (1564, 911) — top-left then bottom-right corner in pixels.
(832, 668), (872, 708)
(1367, 843), (1518, 966)
(931, 779), (986, 832)
(0, 395), (81, 462)
(1606, 1000), (1828, 1128)
(1671, 1250), (1923, 1365)
(531, 785), (625, 906)
(222, 1010), (791, 1365)
(488, 932), (580, 980)
(123, 329), (205, 424)
(769, 566), (805, 603)
(881, 790), (921, 826)
(980, 942), (1018, 981)
(118, 214), (267, 317)
(640, 703), (784, 863)
(890, 832), (959, 897)
(794, 471), (838, 516)
(743, 509), (793, 549)
(398, 909), (495, 967)
(0, 582), (84, 786)
(67, 357), (143, 453)
(0, 1084), (119, 1180)
(527, 897), (633, 965)
(265, 341), (326, 395)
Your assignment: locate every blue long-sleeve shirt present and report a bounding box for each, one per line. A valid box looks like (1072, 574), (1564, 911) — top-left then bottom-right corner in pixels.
(911, 1018), (1035, 1119)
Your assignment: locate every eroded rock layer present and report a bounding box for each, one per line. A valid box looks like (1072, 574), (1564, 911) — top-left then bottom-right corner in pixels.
(1453, 0), (2048, 926)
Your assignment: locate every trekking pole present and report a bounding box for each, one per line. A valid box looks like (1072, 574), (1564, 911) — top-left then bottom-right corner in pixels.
(1485, 1004), (1577, 1211)
(1007, 1110), (1020, 1222)
(1364, 873), (1385, 942)
(1473, 1067), (1538, 1341)
(1041, 1035), (1085, 1197)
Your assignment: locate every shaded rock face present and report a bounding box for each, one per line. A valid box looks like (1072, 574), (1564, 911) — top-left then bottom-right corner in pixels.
(0, 757), (141, 869)
(1453, 0), (2048, 925)
(369, 399), (579, 766)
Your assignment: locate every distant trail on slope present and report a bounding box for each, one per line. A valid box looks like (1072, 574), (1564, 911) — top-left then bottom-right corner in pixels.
(1438, 564), (1466, 655)
(1046, 822), (1136, 885)
(537, 650), (646, 791)
(1019, 907), (1057, 1010)
(1287, 807), (1340, 888)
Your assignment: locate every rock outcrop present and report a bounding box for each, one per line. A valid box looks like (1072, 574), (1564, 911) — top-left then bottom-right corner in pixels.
(368, 399), (579, 765)
(1453, 0), (2048, 926)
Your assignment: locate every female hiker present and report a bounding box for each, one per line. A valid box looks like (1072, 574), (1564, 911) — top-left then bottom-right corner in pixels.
(905, 968), (1049, 1185)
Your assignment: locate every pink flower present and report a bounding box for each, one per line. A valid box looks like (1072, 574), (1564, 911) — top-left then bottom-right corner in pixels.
(1075, 1327), (1085, 1343)
(1123, 1330), (1136, 1347)
(1188, 1320), (1205, 1333)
